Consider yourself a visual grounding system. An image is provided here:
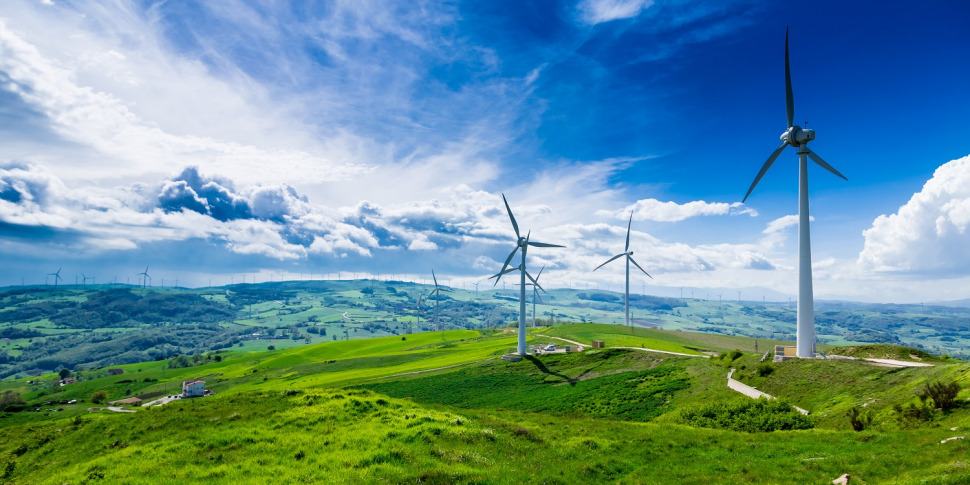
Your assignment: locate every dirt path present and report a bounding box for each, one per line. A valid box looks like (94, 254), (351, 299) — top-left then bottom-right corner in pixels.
(540, 335), (708, 358)
(727, 368), (809, 415)
(105, 406), (136, 413)
(365, 358), (494, 381)
(827, 355), (935, 368)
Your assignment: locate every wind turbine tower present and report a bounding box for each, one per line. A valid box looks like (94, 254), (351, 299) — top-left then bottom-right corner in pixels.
(427, 271), (451, 338)
(138, 266), (151, 288)
(46, 267), (62, 287)
(743, 28), (847, 358)
(593, 213), (652, 327)
(491, 194), (564, 355)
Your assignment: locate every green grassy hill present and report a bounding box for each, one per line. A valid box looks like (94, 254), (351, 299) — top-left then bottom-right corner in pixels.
(2, 323), (970, 483)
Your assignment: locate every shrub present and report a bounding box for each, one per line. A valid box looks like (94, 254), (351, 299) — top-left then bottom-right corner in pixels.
(267, 345), (276, 351)
(90, 390), (109, 404)
(846, 406), (872, 431)
(756, 363), (774, 377)
(672, 398), (814, 432)
(918, 380), (961, 410)
(0, 391), (25, 412)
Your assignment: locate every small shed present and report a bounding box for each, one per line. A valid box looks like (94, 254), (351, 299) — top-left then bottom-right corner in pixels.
(182, 379), (205, 398)
(591, 340), (605, 348)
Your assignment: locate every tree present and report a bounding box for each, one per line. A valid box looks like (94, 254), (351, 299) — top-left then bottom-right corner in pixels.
(267, 345), (276, 351)
(919, 380), (962, 410)
(0, 391), (25, 411)
(59, 368), (73, 380)
(90, 390), (108, 404)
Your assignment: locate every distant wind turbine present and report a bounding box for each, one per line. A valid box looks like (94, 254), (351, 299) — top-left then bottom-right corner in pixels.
(528, 266), (546, 327)
(46, 267), (62, 287)
(427, 270), (451, 338)
(594, 213), (653, 327)
(490, 194), (564, 355)
(138, 266), (151, 288)
(742, 28), (847, 358)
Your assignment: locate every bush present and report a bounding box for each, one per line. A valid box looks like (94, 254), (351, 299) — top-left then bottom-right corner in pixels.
(0, 391), (25, 411)
(672, 398), (814, 432)
(267, 345), (276, 351)
(756, 363), (774, 377)
(918, 380), (961, 410)
(846, 406), (872, 431)
(90, 390), (109, 404)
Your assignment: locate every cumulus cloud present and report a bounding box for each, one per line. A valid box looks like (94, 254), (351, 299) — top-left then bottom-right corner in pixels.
(597, 198), (756, 222)
(577, 0), (655, 25)
(859, 154), (970, 273)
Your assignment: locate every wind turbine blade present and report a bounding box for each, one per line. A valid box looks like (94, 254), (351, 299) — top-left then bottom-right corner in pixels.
(625, 212), (633, 252)
(807, 149), (848, 181)
(743, 142), (787, 203)
(525, 271), (545, 293)
(494, 246), (520, 285)
(628, 256), (653, 279)
(535, 292), (543, 304)
(528, 241), (565, 248)
(785, 26), (794, 129)
(593, 253), (625, 271)
(502, 193), (520, 239)
(432, 270), (439, 288)
(535, 265), (545, 282)
(489, 266), (518, 284)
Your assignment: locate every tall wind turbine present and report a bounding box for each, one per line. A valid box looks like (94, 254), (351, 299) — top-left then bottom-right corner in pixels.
(491, 194), (564, 355)
(138, 266), (151, 288)
(743, 27), (847, 358)
(427, 270), (450, 338)
(46, 267), (62, 287)
(528, 266), (546, 327)
(593, 213), (652, 327)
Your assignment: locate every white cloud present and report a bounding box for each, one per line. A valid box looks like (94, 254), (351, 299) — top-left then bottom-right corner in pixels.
(577, 0), (655, 25)
(859, 154), (970, 273)
(597, 198), (756, 222)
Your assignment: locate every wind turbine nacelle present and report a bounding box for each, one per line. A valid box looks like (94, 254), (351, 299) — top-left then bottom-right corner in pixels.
(781, 126), (815, 147)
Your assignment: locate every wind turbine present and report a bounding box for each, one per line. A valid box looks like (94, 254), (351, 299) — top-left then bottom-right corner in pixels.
(46, 267), (62, 287)
(594, 213), (653, 327)
(427, 270), (450, 338)
(138, 266), (151, 288)
(527, 266), (547, 327)
(81, 273), (93, 285)
(490, 194), (564, 355)
(742, 27), (847, 358)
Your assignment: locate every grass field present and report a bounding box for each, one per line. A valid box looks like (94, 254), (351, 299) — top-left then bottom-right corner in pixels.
(3, 323), (970, 483)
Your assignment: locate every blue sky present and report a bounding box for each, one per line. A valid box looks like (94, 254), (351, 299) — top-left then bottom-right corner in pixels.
(1, 0), (969, 302)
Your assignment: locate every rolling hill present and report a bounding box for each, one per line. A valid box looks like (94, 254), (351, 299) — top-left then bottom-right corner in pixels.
(1, 323), (969, 483)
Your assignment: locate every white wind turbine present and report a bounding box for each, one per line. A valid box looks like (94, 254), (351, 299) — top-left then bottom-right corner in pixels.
(593, 213), (652, 327)
(743, 28), (847, 358)
(491, 194), (564, 355)
(526, 266), (546, 327)
(427, 270), (450, 338)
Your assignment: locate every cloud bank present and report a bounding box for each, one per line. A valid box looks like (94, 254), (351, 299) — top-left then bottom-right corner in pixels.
(860, 154), (970, 274)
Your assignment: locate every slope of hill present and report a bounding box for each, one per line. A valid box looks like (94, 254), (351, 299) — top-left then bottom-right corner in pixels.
(2, 324), (969, 483)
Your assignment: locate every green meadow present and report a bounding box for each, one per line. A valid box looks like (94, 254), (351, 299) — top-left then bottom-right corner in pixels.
(2, 323), (970, 483)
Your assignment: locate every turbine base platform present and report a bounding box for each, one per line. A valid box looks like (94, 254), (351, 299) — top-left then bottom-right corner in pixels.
(501, 354), (524, 362)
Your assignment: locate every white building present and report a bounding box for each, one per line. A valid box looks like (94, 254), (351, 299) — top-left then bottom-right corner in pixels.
(182, 379), (205, 398)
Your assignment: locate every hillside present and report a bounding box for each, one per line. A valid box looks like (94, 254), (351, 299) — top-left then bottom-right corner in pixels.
(4, 281), (970, 381)
(2, 324), (970, 483)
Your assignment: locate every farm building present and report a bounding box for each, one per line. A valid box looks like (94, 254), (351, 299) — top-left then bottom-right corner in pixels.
(182, 379), (205, 398)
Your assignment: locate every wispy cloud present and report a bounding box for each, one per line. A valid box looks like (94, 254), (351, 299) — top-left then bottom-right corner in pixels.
(596, 198), (756, 222)
(577, 0), (655, 25)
